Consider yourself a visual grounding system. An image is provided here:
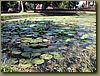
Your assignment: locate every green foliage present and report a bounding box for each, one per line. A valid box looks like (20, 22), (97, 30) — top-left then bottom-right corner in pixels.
(7, 1), (19, 8)
(59, 1), (69, 9)
(24, 1), (34, 11)
(1, 65), (22, 72)
(59, 1), (79, 9)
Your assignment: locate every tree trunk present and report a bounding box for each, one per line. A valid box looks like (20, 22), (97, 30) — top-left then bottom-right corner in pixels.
(20, 1), (24, 12)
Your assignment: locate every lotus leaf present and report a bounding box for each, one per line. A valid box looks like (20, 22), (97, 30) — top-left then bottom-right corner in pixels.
(46, 33), (53, 35)
(30, 44), (39, 47)
(21, 52), (31, 58)
(82, 40), (92, 44)
(34, 48), (48, 53)
(41, 54), (53, 60)
(68, 34), (74, 36)
(43, 39), (49, 42)
(50, 52), (59, 56)
(31, 53), (41, 57)
(2, 39), (10, 43)
(21, 38), (32, 43)
(7, 58), (18, 64)
(21, 40), (30, 43)
(29, 24), (35, 27)
(19, 59), (29, 64)
(81, 34), (89, 39)
(12, 50), (21, 55)
(38, 43), (48, 47)
(66, 39), (71, 43)
(54, 55), (64, 60)
(25, 35), (36, 37)
(19, 63), (32, 68)
(21, 28), (29, 30)
(36, 38), (43, 42)
(58, 46), (67, 50)
(45, 36), (53, 39)
(32, 58), (44, 64)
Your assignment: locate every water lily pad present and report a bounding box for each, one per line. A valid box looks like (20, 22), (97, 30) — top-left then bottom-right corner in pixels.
(29, 24), (35, 27)
(30, 44), (39, 47)
(66, 39), (71, 43)
(31, 53), (41, 57)
(46, 33), (53, 35)
(50, 52), (59, 56)
(31, 58), (44, 65)
(81, 34), (89, 39)
(44, 36), (53, 39)
(7, 58), (18, 64)
(32, 48), (48, 53)
(21, 28), (29, 30)
(25, 35), (36, 37)
(12, 50), (21, 55)
(41, 54), (53, 60)
(54, 55), (64, 60)
(36, 38), (43, 42)
(21, 52), (31, 58)
(38, 43), (48, 47)
(21, 38), (32, 43)
(19, 59), (29, 64)
(19, 63), (32, 68)
(43, 39), (49, 42)
(82, 40), (92, 44)
(2, 38), (11, 43)
(58, 46), (67, 50)
(68, 34), (74, 37)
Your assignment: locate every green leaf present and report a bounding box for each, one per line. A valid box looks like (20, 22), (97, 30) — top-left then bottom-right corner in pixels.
(21, 52), (31, 58)
(66, 39), (71, 42)
(81, 34), (89, 39)
(31, 53), (41, 57)
(12, 50), (21, 55)
(19, 63), (32, 68)
(50, 52), (59, 56)
(31, 58), (44, 65)
(41, 54), (53, 60)
(19, 59), (29, 64)
(54, 55), (64, 60)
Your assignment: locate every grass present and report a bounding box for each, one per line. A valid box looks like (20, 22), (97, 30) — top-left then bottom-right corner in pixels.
(1, 12), (39, 16)
(1, 12), (96, 21)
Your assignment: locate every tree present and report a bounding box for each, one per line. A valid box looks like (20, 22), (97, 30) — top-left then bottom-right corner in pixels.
(20, 1), (24, 12)
(58, 1), (79, 9)
(1, 1), (18, 12)
(1, 1), (9, 12)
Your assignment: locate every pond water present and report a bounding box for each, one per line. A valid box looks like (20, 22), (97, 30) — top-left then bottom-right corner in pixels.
(1, 17), (96, 72)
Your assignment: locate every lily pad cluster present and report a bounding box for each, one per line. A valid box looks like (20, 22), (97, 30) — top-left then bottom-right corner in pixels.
(1, 15), (96, 72)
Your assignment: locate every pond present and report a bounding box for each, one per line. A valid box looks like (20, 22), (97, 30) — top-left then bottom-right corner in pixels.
(1, 16), (96, 72)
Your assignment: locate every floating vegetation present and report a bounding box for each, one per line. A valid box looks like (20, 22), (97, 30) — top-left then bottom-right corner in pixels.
(19, 63), (32, 68)
(81, 34), (89, 39)
(1, 14), (96, 72)
(41, 54), (53, 60)
(21, 52), (31, 58)
(31, 58), (44, 65)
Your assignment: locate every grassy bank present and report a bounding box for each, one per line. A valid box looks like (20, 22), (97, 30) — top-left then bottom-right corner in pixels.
(1, 12), (96, 21)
